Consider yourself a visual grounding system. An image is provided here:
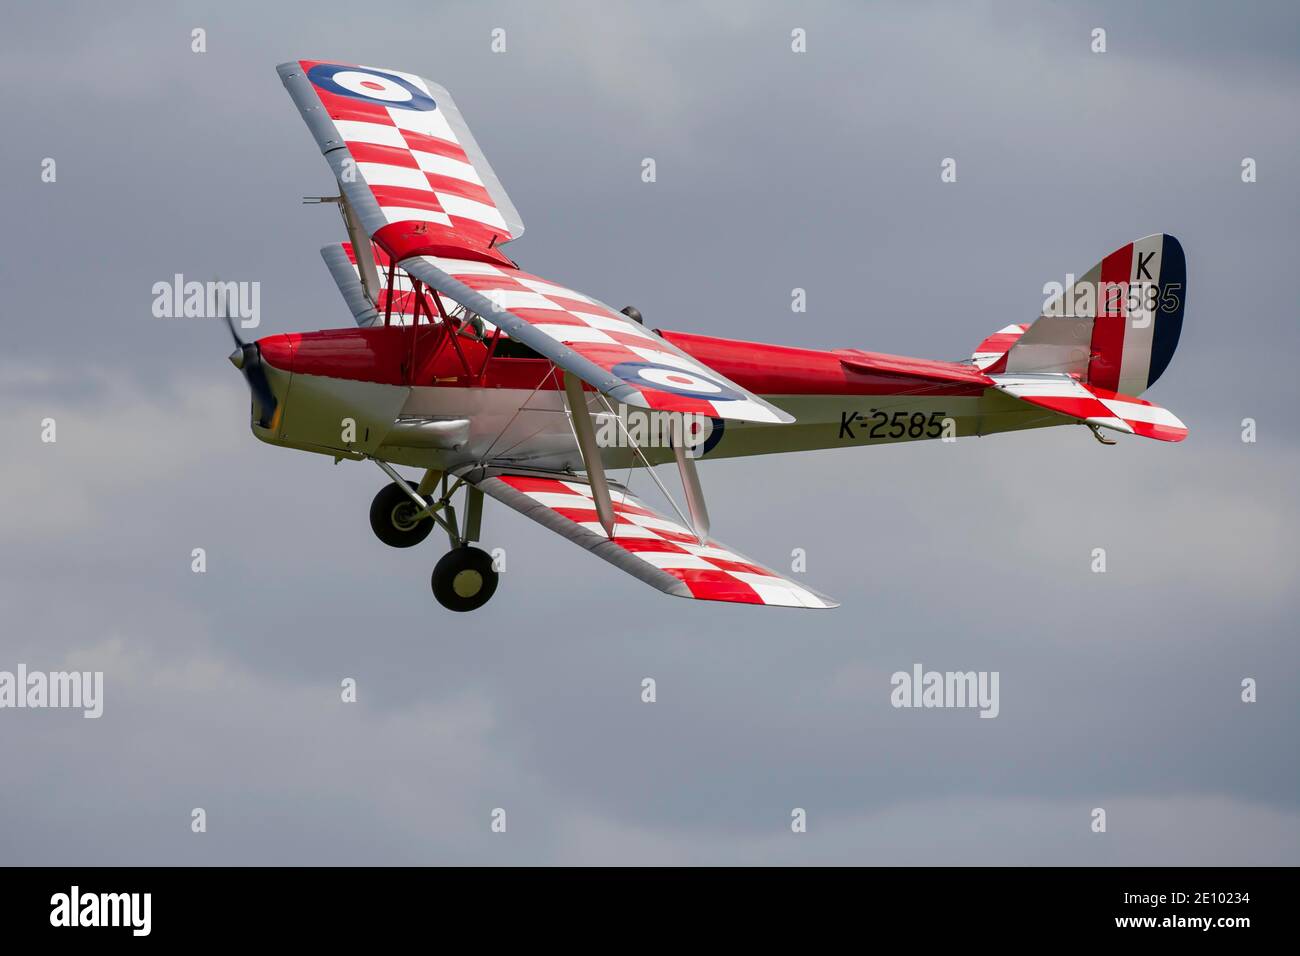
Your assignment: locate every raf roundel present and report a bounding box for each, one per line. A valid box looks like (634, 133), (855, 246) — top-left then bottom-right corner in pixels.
(610, 362), (743, 402)
(306, 63), (436, 111)
(688, 417), (726, 457)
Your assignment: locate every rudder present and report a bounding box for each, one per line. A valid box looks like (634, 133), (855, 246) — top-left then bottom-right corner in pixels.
(994, 234), (1187, 395)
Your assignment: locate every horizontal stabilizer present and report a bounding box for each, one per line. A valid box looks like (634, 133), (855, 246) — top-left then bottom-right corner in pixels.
(989, 373), (1187, 442)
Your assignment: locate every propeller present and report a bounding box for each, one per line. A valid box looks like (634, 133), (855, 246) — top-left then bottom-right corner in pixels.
(223, 303), (278, 429)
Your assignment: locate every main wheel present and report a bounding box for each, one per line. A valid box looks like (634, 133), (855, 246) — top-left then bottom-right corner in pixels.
(431, 546), (499, 612)
(369, 480), (434, 548)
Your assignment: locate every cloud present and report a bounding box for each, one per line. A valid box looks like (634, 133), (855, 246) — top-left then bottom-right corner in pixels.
(547, 795), (1300, 866)
(0, 367), (245, 536)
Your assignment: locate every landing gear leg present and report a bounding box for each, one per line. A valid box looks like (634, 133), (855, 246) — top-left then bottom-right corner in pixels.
(368, 459), (500, 611)
(431, 483), (495, 611)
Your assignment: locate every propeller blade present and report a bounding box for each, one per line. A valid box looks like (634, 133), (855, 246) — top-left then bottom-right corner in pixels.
(212, 277), (245, 347)
(244, 354), (277, 421)
(218, 286), (277, 429)
(223, 311), (244, 348)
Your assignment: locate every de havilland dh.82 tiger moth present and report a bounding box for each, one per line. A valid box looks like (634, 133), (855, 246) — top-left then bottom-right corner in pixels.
(227, 59), (1188, 612)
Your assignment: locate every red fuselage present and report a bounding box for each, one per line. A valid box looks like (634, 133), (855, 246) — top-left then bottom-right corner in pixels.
(257, 324), (990, 400)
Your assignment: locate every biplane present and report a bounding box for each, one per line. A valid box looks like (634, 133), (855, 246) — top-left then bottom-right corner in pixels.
(228, 59), (1188, 611)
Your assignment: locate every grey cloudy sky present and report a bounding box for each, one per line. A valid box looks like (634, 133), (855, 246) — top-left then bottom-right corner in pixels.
(1, 0), (1297, 864)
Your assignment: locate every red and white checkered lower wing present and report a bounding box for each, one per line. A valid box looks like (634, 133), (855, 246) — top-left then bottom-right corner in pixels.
(474, 473), (837, 608)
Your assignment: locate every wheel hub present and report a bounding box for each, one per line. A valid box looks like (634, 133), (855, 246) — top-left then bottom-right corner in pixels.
(390, 502), (420, 531)
(452, 569), (483, 598)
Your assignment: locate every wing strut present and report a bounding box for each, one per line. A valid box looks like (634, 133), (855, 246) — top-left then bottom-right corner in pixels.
(338, 193), (382, 306)
(672, 440), (710, 544)
(565, 377), (711, 546)
(304, 194), (382, 306)
(563, 372), (617, 538)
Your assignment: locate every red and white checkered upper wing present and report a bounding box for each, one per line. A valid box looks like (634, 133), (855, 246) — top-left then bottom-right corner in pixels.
(279, 60), (524, 254)
(283, 60), (792, 424)
(475, 473), (837, 609)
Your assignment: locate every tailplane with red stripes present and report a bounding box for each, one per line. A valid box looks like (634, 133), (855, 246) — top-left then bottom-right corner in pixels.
(988, 373), (1188, 442)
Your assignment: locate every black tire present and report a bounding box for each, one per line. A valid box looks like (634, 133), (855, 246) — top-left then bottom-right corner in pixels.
(369, 481), (434, 548)
(431, 546), (499, 612)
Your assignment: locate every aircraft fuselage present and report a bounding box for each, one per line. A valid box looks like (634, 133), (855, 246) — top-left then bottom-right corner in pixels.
(248, 324), (1060, 472)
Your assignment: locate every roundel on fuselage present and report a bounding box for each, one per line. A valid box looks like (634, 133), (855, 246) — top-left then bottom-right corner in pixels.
(306, 63), (436, 111)
(689, 417), (726, 457)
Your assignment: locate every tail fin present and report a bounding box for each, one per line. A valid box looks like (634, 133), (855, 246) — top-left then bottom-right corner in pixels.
(971, 324), (1029, 372)
(973, 235), (1186, 396)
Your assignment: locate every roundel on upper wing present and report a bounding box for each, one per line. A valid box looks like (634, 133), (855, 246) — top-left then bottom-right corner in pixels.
(307, 63), (436, 111)
(610, 362), (742, 402)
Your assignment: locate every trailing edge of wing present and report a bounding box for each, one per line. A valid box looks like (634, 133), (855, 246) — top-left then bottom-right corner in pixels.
(465, 468), (837, 609)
